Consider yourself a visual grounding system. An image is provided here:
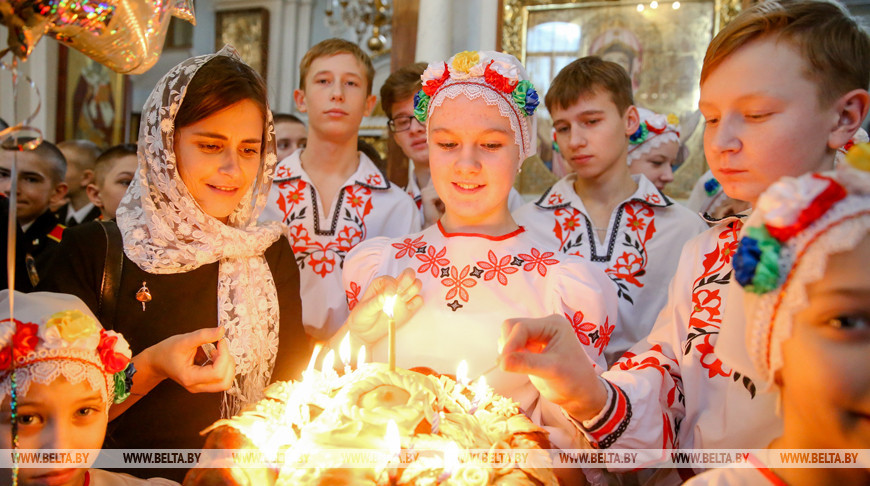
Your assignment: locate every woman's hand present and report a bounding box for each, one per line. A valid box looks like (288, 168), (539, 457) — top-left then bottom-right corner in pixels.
(499, 315), (607, 422)
(346, 268), (423, 344)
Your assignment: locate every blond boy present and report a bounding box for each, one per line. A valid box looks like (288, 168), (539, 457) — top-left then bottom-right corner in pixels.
(260, 39), (420, 340)
(514, 57), (707, 365)
(500, 1), (869, 483)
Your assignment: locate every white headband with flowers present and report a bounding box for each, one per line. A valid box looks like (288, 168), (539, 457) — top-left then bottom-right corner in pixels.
(627, 107), (681, 166)
(0, 296), (135, 409)
(414, 51), (540, 162)
(729, 144), (870, 389)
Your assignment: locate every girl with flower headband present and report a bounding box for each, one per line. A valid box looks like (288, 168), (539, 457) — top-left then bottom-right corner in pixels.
(688, 146), (870, 485)
(0, 290), (177, 485)
(627, 107), (682, 192)
(343, 51), (618, 453)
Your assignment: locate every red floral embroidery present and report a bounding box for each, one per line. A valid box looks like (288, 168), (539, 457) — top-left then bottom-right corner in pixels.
(565, 310), (596, 346)
(442, 265), (477, 302)
(417, 245), (450, 277)
(392, 235), (426, 259)
(346, 281), (361, 310)
(275, 164), (294, 180)
(476, 251), (518, 285)
(626, 212), (646, 231)
(611, 252), (645, 287)
(336, 226), (364, 252)
(276, 179), (307, 222)
(689, 289), (722, 329)
(309, 249), (337, 278)
(548, 193), (564, 205)
(696, 334), (730, 378)
(644, 193), (662, 205)
(552, 206), (584, 255)
(518, 248), (559, 277)
(365, 174), (383, 186)
(595, 318), (614, 356)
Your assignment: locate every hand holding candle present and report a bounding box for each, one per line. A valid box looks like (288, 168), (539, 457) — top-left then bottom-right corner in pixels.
(345, 268), (422, 344)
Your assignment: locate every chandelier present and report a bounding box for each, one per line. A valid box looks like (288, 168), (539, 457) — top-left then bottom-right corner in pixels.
(324, 0), (393, 54)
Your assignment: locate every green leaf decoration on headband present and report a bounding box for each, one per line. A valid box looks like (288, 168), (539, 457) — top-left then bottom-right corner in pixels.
(512, 80), (535, 116)
(414, 90), (430, 124)
(747, 225), (782, 294)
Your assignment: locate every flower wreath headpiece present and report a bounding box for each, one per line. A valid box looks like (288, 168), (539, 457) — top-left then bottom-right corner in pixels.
(413, 50), (539, 161)
(728, 143), (870, 389)
(0, 291), (135, 409)
(627, 107), (681, 166)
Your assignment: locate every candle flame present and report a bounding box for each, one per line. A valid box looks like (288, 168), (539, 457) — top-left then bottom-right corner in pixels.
(385, 419), (401, 455)
(474, 375), (488, 395)
(383, 294), (398, 319)
(322, 349), (335, 374)
(339, 333), (351, 366)
(456, 360), (469, 386)
(306, 343), (323, 373)
(444, 442), (460, 472)
(357, 344), (367, 369)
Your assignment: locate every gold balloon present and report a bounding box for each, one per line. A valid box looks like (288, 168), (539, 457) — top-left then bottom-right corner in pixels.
(0, 0), (195, 74)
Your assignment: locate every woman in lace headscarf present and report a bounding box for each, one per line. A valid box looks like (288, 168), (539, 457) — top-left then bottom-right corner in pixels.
(39, 47), (317, 481)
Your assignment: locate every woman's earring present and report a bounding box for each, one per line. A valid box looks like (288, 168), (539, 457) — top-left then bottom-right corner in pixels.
(136, 281), (152, 311)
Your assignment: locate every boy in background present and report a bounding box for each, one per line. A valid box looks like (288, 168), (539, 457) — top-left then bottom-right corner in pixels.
(260, 38), (420, 341)
(86, 143), (137, 220)
(56, 139), (102, 225)
(514, 57), (707, 365)
(500, 1), (869, 483)
(274, 113), (307, 162)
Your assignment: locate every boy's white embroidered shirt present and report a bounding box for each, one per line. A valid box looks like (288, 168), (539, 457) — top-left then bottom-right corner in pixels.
(261, 151), (421, 340)
(343, 222), (617, 422)
(514, 174), (708, 364)
(572, 218), (782, 483)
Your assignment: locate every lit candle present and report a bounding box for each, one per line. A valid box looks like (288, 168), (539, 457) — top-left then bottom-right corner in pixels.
(357, 344), (366, 370)
(321, 349), (336, 383)
(456, 360), (469, 388)
(306, 343), (323, 376)
(437, 442), (460, 484)
(383, 294), (398, 372)
(339, 332), (352, 375)
(385, 419), (401, 485)
(469, 375), (488, 414)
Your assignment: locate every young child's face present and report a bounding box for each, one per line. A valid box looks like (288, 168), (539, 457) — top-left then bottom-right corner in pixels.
(699, 37), (839, 206)
(174, 99), (264, 223)
(295, 53), (377, 137)
(0, 377), (107, 485)
(428, 96), (519, 229)
(390, 96), (429, 166)
(0, 151), (67, 226)
(781, 237), (870, 449)
(94, 154), (137, 220)
(551, 89), (638, 182)
(629, 140), (679, 191)
(274, 120), (307, 162)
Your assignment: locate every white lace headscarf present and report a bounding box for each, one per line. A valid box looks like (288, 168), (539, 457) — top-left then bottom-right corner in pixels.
(0, 291), (135, 411)
(627, 107), (681, 166)
(415, 51), (539, 163)
(719, 148), (870, 392)
(116, 46), (283, 417)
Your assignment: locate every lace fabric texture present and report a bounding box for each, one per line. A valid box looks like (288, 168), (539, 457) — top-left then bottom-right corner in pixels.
(116, 45), (283, 417)
(0, 350), (112, 408)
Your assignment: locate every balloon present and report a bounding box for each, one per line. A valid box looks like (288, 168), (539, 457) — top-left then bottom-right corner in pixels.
(0, 0), (195, 74)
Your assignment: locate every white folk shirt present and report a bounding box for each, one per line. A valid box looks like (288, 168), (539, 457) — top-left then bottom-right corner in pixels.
(566, 217), (782, 485)
(260, 151), (421, 340)
(343, 222), (618, 447)
(513, 174), (708, 365)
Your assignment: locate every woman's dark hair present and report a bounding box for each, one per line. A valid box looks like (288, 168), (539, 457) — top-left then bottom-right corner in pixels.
(174, 56), (268, 129)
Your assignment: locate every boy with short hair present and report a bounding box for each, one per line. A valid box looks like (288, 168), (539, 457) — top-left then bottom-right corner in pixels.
(260, 38), (420, 341)
(0, 140), (68, 264)
(56, 139), (102, 225)
(273, 113), (307, 162)
(86, 143), (137, 220)
(513, 57), (707, 365)
(500, 1), (870, 483)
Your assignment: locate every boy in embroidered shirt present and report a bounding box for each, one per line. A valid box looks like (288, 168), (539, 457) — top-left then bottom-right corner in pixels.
(260, 39), (420, 341)
(513, 57), (707, 365)
(343, 52), (618, 467)
(86, 143), (137, 220)
(499, 1), (870, 483)
(0, 290), (177, 485)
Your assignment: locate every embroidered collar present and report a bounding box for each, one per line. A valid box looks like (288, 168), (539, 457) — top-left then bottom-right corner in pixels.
(273, 150), (391, 190)
(535, 174), (673, 211)
(702, 208), (751, 226)
(437, 220), (526, 241)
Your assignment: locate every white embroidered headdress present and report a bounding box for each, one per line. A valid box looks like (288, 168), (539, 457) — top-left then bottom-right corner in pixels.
(414, 51), (540, 162)
(115, 45), (283, 416)
(720, 144), (870, 391)
(0, 290), (135, 410)
(627, 107), (681, 166)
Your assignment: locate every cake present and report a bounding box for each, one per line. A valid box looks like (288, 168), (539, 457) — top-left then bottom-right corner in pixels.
(184, 363), (558, 485)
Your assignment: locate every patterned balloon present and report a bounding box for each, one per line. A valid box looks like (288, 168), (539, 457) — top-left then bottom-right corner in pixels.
(0, 0), (195, 74)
